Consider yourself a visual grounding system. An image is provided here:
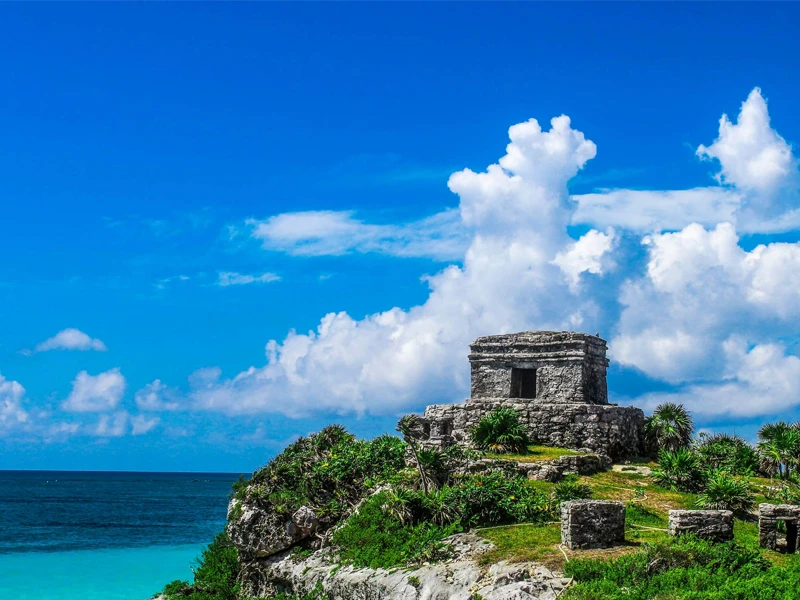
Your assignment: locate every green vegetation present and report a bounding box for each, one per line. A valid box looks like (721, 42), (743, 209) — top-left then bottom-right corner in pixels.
(486, 445), (583, 463)
(644, 402), (694, 454)
(470, 406), (531, 454)
(563, 535), (800, 600)
(161, 533), (240, 600)
(242, 425), (407, 524)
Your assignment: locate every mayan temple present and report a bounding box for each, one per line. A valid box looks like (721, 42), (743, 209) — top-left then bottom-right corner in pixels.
(418, 331), (645, 459)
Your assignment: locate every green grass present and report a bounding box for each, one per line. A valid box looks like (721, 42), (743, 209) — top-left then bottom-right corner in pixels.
(486, 445), (584, 463)
(478, 523), (563, 568)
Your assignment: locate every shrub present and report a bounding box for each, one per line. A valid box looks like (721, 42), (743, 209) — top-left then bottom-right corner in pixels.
(563, 535), (778, 600)
(161, 532), (240, 600)
(552, 476), (593, 504)
(644, 402), (694, 454)
(246, 426), (407, 525)
(695, 433), (760, 477)
(696, 470), (754, 514)
(470, 407), (531, 454)
(652, 448), (705, 492)
(332, 491), (456, 569)
(440, 472), (552, 527)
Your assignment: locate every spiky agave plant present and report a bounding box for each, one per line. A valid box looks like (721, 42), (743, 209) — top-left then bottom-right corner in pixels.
(645, 403), (694, 454)
(652, 447), (704, 492)
(470, 406), (530, 454)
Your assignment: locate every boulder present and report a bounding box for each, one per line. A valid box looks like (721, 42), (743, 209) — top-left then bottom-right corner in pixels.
(228, 499), (319, 558)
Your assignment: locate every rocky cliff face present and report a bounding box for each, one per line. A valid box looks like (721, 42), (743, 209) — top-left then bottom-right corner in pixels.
(238, 533), (570, 600)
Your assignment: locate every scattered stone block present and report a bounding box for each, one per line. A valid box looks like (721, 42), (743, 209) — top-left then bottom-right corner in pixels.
(668, 510), (733, 542)
(561, 500), (625, 550)
(759, 503), (800, 552)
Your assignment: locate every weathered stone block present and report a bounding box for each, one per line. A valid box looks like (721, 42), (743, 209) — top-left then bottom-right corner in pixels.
(668, 510), (733, 542)
(561, 500), (625, 550)
(759, 503), (800, 552)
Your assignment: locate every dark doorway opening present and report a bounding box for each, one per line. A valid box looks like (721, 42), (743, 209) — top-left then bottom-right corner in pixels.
(787, 520), (798, 554)
(511, 368), (537, 399)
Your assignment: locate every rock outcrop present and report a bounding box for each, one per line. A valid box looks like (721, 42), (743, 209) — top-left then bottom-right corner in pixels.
(227, 499), (320, 559)
(239, 534), (571, 600)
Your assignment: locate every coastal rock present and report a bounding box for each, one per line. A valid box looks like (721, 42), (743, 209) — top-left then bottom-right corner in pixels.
(227, 499), (319, 558)
(238, 534), (566, 600)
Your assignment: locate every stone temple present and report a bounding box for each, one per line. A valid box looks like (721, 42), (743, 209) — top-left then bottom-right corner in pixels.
(419, 331), (645, 460)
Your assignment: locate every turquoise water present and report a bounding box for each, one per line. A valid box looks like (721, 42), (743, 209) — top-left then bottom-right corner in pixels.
(0, 470), (242, 600)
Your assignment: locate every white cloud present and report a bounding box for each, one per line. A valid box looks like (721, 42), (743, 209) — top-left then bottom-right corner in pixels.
(573, 88), (800, 234)
(191, 115), (610, 417)
(62, 368), (126, 412)
(632, 338), (800, 418)
(0, 373), (29, 434)
(217, 272), (281, 286)
(30, 328), (107, 354)
(93, 411), (128, 437)
(697, 88), (796, 195)
(135, 379), (184, 411)
(247, 209), (467, 261)
(612, 223), (800, 384)
(131, 414), (160, 435)
(552, 228), (616, 290)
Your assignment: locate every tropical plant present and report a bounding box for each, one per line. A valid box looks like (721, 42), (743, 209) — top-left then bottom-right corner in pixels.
(470, 406), (531, 454)
(551, 476), (594, 505)
(651, 448), (704, 492)
(695, 470), (755, 514)
(644, 402), (694, 453)
(695, 433), (760, 476)
(396, 414), (431, 493)
(757, 421), (800, 480)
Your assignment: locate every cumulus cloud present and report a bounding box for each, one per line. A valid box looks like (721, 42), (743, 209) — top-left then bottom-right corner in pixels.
(62, 368), (126, 412)
(552, 228), (616, 291)
(135, 379), (184, 411)
(612, 223), (800, 389)
(93, 411), (129, 437)
(28, 328), (107, 354)
(189, 115), (613, 417)
(131, 414), (160, 435)
(217, 272), (281, 286)
(0, 373), (29, 434)
(247, 209), (467, 261)
(573, 88), (800, 234)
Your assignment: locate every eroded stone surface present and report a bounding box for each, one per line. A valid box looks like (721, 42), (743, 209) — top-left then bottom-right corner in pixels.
(759, 503), (800, 552)
(238, 534), (569, 600)
(668, 510), (733, 542)
(561, 500), (625, 550)
(227, 499), (320, 559)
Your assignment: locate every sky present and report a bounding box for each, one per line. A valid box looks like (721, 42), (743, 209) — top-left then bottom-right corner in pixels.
(2, 3), (800, 473)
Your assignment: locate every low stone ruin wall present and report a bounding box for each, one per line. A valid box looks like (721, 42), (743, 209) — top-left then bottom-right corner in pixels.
(422, 400), (644, 460)
(561, 500), (625, 550)
(668, 510), (733, 542)
(759, 503), (800, 552)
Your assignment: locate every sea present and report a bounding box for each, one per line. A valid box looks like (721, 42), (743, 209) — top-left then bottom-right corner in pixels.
(0, 470), (243, 600)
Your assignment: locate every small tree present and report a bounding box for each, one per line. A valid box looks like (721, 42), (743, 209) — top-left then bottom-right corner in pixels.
(757, 421), (800, 480)
(645, 403), (694, 454)
(470, 406), (530, 454)
(396, 415), (430, 494)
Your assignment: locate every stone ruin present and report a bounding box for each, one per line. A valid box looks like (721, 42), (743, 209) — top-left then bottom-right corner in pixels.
(561, 500), (626, 550)
(418, 331), (645, 460)
(668, 510), (733, 543)
(759, 503), (800, 553)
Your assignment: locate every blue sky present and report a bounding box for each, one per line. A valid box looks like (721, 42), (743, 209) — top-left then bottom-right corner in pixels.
(2, 3), (800, 472)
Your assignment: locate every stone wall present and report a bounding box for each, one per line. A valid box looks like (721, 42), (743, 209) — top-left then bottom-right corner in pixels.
(668, 510), (733, 542)
(759, 503), (800, 552)
(561, 500), (625, 550)
(469, 331), (609, 404)
(422, 400), (644, 460)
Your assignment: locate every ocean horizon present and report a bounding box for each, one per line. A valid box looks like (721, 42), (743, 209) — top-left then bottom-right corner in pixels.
(0, 469), (243, 600)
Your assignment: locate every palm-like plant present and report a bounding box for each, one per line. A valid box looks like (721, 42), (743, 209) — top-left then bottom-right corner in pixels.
(696, 470), (754, 514)
(645, 403), (694, 454)
(695, 433), (759, 476)
(757, 421), (800, 480)
(652, 448), (704, 492)
(470, 406), (530, 454)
